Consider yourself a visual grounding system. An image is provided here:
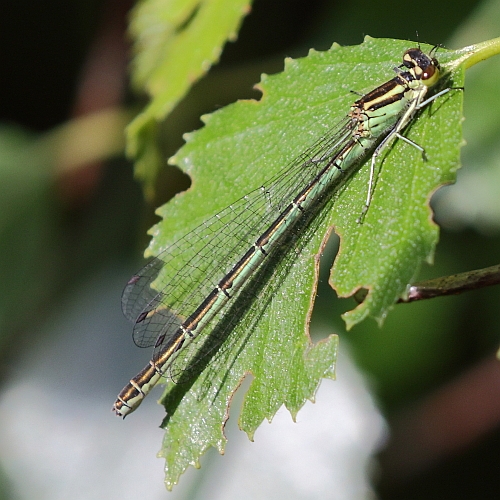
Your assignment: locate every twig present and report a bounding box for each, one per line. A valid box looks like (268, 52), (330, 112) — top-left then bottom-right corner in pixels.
(399, 264), (500, 303)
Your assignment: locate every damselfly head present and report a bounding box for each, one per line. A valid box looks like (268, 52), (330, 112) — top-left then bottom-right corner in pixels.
(402, 48), (440, 86)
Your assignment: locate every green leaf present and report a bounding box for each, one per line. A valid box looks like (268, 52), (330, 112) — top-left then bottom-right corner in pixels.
(126, 0), (253, 197)
(144, 36), (471, 487)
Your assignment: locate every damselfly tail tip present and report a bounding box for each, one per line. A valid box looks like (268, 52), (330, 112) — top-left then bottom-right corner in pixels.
(112, 400), (130, 419)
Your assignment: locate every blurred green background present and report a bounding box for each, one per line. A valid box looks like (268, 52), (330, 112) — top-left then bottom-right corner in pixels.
(1, 0), (500, 498)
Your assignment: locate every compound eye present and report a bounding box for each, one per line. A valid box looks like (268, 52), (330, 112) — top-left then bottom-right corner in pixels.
(422, 64), (436, 80)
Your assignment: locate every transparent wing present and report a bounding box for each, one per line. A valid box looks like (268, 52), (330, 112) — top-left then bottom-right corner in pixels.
(122, 115), (355, 362)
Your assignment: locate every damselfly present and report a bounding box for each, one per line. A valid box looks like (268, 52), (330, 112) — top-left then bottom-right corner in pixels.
(114, 47), (451, 417)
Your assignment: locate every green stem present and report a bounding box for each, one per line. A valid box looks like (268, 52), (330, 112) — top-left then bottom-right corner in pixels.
(447, 36), (500, 71)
